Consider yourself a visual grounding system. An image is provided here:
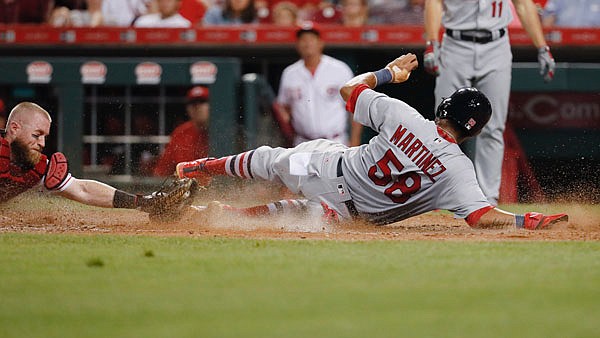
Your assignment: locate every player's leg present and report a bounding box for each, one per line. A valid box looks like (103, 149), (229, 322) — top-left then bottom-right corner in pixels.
(177, 140), (347, 194)
(195, 198), (339, 226)
(435, 38), (479, 158)
(200, 199), (309, 217)
(180, 140), (350, 222)
(176, 146), (298, 189)
(434, 38), (475, 107)
(471, 40), (513, 205)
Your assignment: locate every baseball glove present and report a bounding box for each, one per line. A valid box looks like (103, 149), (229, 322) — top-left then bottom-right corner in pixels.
(138, 177), (199, 223)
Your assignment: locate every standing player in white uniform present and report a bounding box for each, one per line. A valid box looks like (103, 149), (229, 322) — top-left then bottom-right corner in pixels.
(176, 54), (567, 230)
(276, 25), (360, 146)
(424, 0), (555, 205)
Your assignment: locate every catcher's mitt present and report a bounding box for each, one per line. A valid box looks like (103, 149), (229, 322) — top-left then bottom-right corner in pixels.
(138, 177), (199, 223)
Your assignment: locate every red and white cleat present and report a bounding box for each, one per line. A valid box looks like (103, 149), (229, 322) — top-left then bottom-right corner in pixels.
(523, 212), (568, 230)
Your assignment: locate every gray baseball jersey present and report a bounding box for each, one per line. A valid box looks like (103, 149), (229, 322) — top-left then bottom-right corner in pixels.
(341, 88), (490, 224)
(442, 0), (513, 30)
(434, 0), (514, 204)
(246, 87), (490, 225)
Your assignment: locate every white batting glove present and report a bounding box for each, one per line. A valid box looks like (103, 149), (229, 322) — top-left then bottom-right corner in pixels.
(538, 46), (555, 82)
(423, 40), (440, 76)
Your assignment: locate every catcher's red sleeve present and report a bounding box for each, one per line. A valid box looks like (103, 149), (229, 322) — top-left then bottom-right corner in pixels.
(44, 152), (69, 190)
(345, 84), (369, 114)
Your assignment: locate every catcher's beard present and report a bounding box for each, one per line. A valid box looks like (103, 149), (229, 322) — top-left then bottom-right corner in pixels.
(11, 139), (42, 170)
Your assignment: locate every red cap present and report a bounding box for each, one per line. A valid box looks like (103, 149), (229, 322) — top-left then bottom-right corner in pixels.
(186, 86), (209, 103)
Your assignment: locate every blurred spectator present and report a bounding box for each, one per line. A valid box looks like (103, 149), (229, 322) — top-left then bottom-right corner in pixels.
(49, 0), (103, 27)
(101, 0), (153, 26)
(275, 24), (361, 146)
(370, 0), (423, 25)
(255, 0), (271, 22)
(313, 0), (369, 26)
(0, 0), (53, 24)
(253, 0), (324, 23)
(271, 1), (298, 26)
(311, 2), (341, 25)
(296, 0), (325, 21)
(153, 86), (210, 177)
(340, 0), (369, 26)
(134, 0), (191, 27)
(0, 99), (6, 129)
(202, 0), (257, 25)
(542, 0), (600, 27)
(179, 0), (207, 26)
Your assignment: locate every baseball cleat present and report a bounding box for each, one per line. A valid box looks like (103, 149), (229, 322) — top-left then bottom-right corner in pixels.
(175, 157), (214, 181)
(191, 201), (235, 222)
(206, 200), (232, 214)
(523, 212), (568, 230)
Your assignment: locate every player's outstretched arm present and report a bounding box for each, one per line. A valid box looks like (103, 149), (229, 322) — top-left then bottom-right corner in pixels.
(470, 207), (568, 230)
(58, 177), (197, 220)
(340, 53), (418, 102)
(57, 178), (118, 208)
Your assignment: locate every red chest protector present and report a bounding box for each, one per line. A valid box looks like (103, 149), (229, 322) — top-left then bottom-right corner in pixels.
(0, 137), (48, 203)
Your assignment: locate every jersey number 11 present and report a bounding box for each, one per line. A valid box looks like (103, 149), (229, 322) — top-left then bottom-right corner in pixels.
(491, 1), (504, 17)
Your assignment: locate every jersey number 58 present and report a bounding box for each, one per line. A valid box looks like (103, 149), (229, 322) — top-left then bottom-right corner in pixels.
(368, 149), (422, 203)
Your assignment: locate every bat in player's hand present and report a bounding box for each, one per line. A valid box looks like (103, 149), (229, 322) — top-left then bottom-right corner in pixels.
(385, 53), (419, 83)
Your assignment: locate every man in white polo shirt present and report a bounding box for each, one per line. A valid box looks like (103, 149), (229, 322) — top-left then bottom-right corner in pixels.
(276, 23), (361, 146)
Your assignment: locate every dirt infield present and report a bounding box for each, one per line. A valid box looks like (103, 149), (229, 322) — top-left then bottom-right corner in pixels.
(1, 192), (598, 241)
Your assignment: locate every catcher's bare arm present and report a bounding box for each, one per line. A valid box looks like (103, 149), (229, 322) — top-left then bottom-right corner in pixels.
(57, 178), (117, 208)
(57, 176), (197, 222)
(340, 53), (418, 102)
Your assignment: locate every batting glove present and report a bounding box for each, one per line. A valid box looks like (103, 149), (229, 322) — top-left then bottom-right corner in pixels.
(538, 46), (555, 82)
(423, 40), (440, 76)
(382, 53), (418, 84)
(522, 212), (568, 230)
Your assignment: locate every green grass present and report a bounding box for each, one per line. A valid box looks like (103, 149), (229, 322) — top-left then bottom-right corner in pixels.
(0, 234), (598, 338)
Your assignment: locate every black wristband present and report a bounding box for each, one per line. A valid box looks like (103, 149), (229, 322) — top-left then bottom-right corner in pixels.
(113, 189), (138, 209)
(373, 68), (393, 87)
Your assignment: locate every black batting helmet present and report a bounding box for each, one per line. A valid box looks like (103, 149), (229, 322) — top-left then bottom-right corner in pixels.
(435, 87), (492, 137)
